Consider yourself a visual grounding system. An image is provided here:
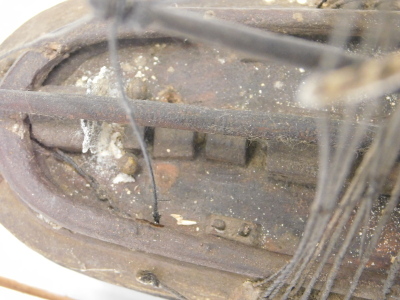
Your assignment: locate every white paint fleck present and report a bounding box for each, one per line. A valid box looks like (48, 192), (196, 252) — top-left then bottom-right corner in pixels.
(134, 71), (145, 78)
(274, 81), (284, 89)
(170, 214), (197, 226)
(10, 123), (25, 139)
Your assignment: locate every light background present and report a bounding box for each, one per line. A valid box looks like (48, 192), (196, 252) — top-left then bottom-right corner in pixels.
(0, 1), (161, 300)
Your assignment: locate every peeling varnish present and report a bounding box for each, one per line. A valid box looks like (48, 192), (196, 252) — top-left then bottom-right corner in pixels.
(37, 213), (62, 230)
(78, 268), (121, 274)
(69, 249), (120, 273)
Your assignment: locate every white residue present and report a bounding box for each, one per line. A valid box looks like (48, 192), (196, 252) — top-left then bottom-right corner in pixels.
(112, 173), (135, 184)
(96, 123), (125, 160)
(75, 66), (143, 187)
(85, 66), (118, 97)
(80, 121), (125, 159)
(79, 67), (126, 161)
(80, 120), (99, 154)
(10, 123), (25, 139)
(109, 132), (124, 159)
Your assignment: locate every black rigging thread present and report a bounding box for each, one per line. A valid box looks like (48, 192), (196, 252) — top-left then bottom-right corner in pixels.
(261, 1), (400, 298)
(90, 0), (162, 223)
(84, 0), (363, 227)
(0, 16), (92, 62)
(88, 0), (363, 69)
(31, 137), (110, 203)
(1, 1), (399, 298)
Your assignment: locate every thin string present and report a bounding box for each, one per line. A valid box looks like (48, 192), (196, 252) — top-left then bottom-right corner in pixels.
(107, 1), (160, 223)
(0, 16), (92, 62)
